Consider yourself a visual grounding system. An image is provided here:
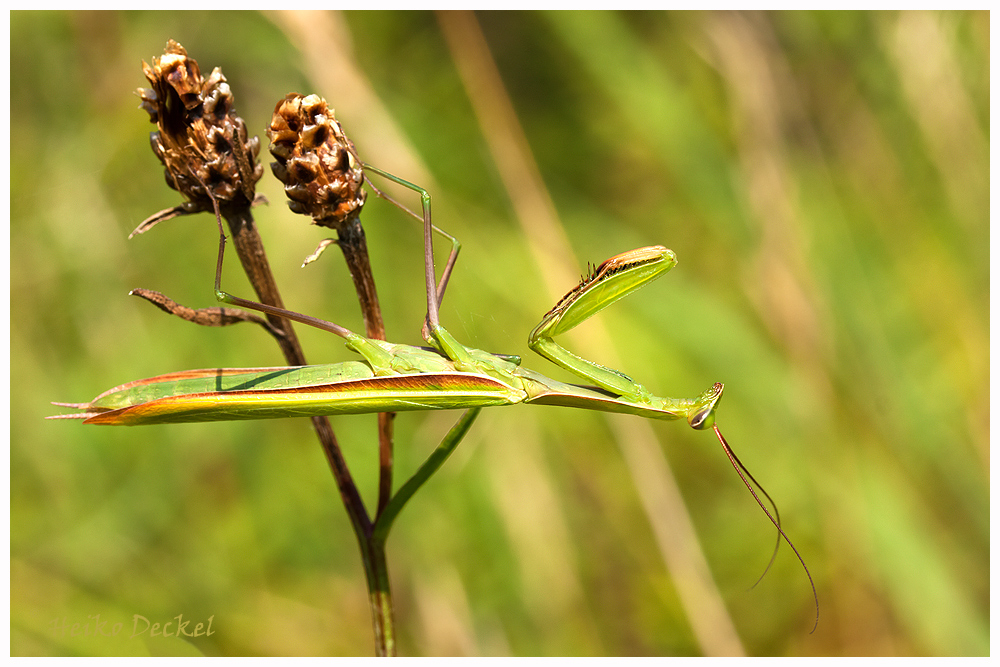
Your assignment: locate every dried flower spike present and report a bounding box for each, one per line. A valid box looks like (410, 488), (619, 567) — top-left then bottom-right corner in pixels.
(137, 39), (263, 214)
(267, 93), (366, 229)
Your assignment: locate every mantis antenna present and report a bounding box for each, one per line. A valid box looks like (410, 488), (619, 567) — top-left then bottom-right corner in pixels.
(714, 424), (819, 634)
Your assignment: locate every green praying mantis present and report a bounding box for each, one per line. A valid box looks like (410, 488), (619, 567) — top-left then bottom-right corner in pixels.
(50, 242), (722, 427)
(49, 163), (818, 631)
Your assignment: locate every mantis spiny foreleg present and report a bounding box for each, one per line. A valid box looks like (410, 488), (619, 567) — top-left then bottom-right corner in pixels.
(527, 246), (676, 404)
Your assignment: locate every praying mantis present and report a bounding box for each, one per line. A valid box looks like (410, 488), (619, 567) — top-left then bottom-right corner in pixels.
(49, 164), (722, 428)
(49, 242), (721, 427)
(49, 163), (817, 631)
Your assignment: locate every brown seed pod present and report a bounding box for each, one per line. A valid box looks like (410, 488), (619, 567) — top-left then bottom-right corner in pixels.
(267, 93), (366, 229)
(137, 40), (262, 211)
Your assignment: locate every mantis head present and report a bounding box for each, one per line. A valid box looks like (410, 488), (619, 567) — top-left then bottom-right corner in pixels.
(687, 381), (724, 430)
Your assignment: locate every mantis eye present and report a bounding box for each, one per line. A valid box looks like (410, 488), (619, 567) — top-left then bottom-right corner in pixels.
(687, 382), (723, 430)
(688, 407), (715, 430)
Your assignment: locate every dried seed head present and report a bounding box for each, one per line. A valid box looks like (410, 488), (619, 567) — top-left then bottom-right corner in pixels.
(267, 93), (366, 229)
(137, 40), (262, 211)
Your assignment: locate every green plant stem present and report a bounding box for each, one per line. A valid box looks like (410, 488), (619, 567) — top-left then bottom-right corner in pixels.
(362, 540), (396, 657)
(374, 408), (481, 542)
(366, 408), (481, 656)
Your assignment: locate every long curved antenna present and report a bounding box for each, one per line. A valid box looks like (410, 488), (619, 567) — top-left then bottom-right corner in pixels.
(720, 433), (783, 590)
(713, 424), (819, 634)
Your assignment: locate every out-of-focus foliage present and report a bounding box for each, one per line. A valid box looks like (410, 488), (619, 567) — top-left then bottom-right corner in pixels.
(11, 10), (988, 656)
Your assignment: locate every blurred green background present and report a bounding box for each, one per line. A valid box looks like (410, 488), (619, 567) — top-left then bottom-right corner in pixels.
(11, 10), (989, 656)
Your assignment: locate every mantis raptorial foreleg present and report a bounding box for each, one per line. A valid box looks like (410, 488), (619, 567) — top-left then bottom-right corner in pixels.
(527, 246), (675, 405)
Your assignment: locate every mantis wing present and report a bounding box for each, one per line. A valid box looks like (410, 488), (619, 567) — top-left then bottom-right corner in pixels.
(50, 363), (525, 426)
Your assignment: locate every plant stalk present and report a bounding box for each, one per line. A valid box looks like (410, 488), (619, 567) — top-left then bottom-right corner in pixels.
(324, 210), (399, 654)
(332, 212), (397, 519)
(363, 539), (396, 657)
(222, 203), (400, 654)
